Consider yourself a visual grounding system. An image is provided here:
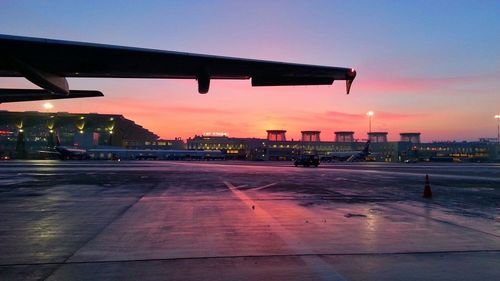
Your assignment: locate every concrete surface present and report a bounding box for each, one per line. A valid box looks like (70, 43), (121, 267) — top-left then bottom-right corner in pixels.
(0, 161), (499, 280)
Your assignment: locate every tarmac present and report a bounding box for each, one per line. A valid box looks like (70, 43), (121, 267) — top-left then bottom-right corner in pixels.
(0, 160), (499, 281)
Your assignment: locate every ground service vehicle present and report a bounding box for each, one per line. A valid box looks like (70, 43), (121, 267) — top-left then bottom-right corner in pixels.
(294, 155), (320, 167)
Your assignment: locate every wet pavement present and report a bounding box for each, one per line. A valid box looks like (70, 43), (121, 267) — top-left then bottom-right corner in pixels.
(0, 160), (499, 280)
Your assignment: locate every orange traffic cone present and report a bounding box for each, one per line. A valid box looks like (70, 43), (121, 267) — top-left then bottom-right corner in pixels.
(423, 174), (432, 198)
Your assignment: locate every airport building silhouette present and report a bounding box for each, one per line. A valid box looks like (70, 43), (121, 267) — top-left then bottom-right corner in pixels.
(0, 111), (158, 159)
(0, 111), (497, 162)
(186, 129), (496, 162)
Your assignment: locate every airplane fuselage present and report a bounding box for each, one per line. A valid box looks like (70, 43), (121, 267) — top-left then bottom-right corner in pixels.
(55, 146), (88, 160)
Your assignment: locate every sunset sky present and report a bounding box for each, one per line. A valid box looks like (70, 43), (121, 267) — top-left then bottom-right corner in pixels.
(1, 1), (499, 142)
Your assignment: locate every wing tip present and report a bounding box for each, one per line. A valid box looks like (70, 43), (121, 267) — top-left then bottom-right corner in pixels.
(346, 68), (357, 94)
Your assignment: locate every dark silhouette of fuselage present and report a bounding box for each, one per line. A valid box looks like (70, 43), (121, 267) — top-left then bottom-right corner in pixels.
(52, 135), (88, 160)
(328, 140), (371, 162)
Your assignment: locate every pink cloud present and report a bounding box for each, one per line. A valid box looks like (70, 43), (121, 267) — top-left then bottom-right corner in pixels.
(72, 97), (235, 116)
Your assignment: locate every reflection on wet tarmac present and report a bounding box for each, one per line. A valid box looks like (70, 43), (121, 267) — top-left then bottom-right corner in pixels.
(0, 161), (499, 280)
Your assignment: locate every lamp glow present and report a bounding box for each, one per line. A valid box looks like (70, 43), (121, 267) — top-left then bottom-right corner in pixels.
(496, 114), (500, 148)
(43, 102), (53, 110)
(367, 111), (374, 133)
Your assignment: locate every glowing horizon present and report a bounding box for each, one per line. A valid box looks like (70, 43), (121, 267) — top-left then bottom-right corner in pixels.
(0, 1), (498, 142)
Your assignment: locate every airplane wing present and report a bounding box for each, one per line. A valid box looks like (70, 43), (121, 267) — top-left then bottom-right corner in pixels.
(0, 89), (103, 103)
(36, 150), (62, 159)
(37, 150), (60, 155)
(0, 34), (356, 101)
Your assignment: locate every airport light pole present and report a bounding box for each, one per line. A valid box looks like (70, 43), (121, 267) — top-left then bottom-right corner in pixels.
(367, 111), (374, 133)
(495, 114), (500, 149)
(43, 103), (55, 148)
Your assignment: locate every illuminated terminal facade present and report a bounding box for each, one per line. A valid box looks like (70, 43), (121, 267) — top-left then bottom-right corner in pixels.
(0, 111), (498, 162)
(186, 133), (263, 160)
(0, 111), (159, 158)
(185, 130), (392, 161)
(186, 130), (498, 162)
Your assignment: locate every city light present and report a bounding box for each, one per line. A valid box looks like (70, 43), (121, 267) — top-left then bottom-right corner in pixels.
(203, 132), (228, 137)
(367, 111), (374, 117)
(43, 102), (53, 110)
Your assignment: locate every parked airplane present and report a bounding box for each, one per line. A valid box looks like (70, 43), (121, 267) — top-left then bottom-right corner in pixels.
(326, 140), (372, 162)
(39, 135), (88, 160)
(0, 34), (356, 103)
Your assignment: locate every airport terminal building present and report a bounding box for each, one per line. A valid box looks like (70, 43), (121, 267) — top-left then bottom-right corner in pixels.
(1, 111), (498, 162)
(185, 131), (392, 161)
(0, 111), (159, 158)
(186, 131), (499, 162)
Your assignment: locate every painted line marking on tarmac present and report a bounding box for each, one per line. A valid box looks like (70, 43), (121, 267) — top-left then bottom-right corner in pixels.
(252, 182), (278, 191)
(3, 249), (500, 267)
(223, 180), (346, 281)
(215, 182), (277, 193)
